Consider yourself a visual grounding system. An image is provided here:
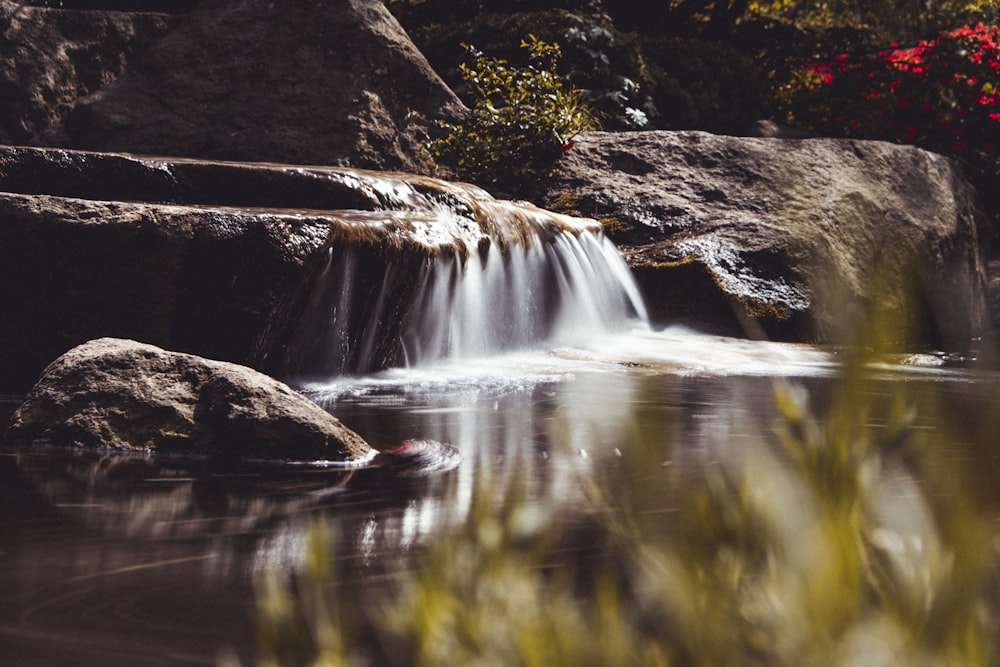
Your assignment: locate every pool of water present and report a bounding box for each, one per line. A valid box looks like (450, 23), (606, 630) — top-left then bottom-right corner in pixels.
(2, 327), (999, 665)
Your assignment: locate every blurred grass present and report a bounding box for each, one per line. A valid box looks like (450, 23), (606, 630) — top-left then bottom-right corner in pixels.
(250, 352), (999, 667)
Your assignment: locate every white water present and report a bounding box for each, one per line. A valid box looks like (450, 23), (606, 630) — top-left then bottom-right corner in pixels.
(399, 230), (648, 365)
(302, 326), (842, 402)
(277, 173), (648, 378)
(273, 171), (979, 388)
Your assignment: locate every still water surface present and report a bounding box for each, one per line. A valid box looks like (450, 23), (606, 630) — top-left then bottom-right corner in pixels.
(2, 327), (999, 666)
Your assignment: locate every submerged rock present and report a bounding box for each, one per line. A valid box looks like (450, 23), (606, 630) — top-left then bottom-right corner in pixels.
(3, 338), (374, 463)
(368, 439), (462, 478)
(546, 131), (990, 353)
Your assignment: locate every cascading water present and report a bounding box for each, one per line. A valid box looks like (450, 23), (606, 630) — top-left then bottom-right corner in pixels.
(260, 170), (648, 379)
(400, 226), (647, 364)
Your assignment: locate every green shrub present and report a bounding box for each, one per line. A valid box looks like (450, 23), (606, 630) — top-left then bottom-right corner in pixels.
(410, 35), (598, 192)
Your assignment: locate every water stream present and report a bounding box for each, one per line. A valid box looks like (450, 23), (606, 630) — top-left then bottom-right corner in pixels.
(263, 172), (647, 378)
(4, 329), (999, 665)
(3, 173), (1000, 665)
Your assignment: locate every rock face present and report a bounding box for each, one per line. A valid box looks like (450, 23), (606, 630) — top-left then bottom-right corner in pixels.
(545, 131), (990, 352)
(0, 162), (335, 393)
(0, 146), (408, 393)
(43, 0), (464, 170)
(3, 338), (374, 462)
(0, 1), (179, 145)
(0, 145), (612, 393)
(0, 146), (380, 393)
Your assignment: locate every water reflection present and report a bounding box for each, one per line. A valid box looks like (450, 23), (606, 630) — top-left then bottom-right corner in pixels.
(2, 329), (1000, 665)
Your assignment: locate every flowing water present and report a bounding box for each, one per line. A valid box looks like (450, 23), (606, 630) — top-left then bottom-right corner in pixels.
(276, 221), (646, 377)
(263, 172), (647, 378)
(3, 175), (1000, 665)
(4, 330), (1000, 666)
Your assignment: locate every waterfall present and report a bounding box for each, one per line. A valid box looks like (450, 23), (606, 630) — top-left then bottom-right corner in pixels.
(259, 171), (648, 379)
(400, 228), (646, 364)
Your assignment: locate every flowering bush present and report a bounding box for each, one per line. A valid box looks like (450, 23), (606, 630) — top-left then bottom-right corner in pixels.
(789, 23), (999, 160)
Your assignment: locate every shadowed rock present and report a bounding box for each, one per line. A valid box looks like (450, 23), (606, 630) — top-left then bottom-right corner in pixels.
(0, 186), (332, 393)
(43, 0), (464, 170)
(0, 0), (179, 144)
(3, 338), (374, 463)
(0, 145), (616, 392)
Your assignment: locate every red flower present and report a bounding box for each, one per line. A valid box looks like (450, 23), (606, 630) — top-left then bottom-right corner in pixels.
(795, 23), (1000, 159)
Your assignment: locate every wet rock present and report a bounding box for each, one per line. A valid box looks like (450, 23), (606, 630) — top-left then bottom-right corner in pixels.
(545, 130), (990, 353)
(0, 144), (379, 209)
(42, 0), (464, 170)
(2, 338), (374, 463)
(0, 187), (331, 394)
(0, 145), (608, 393)
(987, 259), (1000, 332)
(0, 1), (179, 144)
(19, 1), (195, 10)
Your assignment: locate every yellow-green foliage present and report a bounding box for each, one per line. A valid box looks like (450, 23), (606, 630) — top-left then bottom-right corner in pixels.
(746, 0), (998, 42)
(376, 480), (668, 667)
(255, 521), (354, 667)
(412, 36), (598, 190)
(253, 358), (997, 667)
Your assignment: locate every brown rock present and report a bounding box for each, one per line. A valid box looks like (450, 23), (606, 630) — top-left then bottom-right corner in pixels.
(545, 130), (990, 352)
(3, 337), (373, 462)
(0, 145), (598, 392)
(46, 0), (465, 170)
(0, 179), (333, 393)
(0, 1), (179, 144)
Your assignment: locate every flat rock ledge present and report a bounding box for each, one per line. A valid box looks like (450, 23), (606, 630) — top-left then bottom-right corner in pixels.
(2, 338), (374, 464)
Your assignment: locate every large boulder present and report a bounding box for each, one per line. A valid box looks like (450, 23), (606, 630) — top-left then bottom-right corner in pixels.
(0, 145), (381, 394)
(0, 0), (180, 144)
(43, 0), (465, 170)
(545, 131), (991, 353)
(2, 337), (374, 462)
